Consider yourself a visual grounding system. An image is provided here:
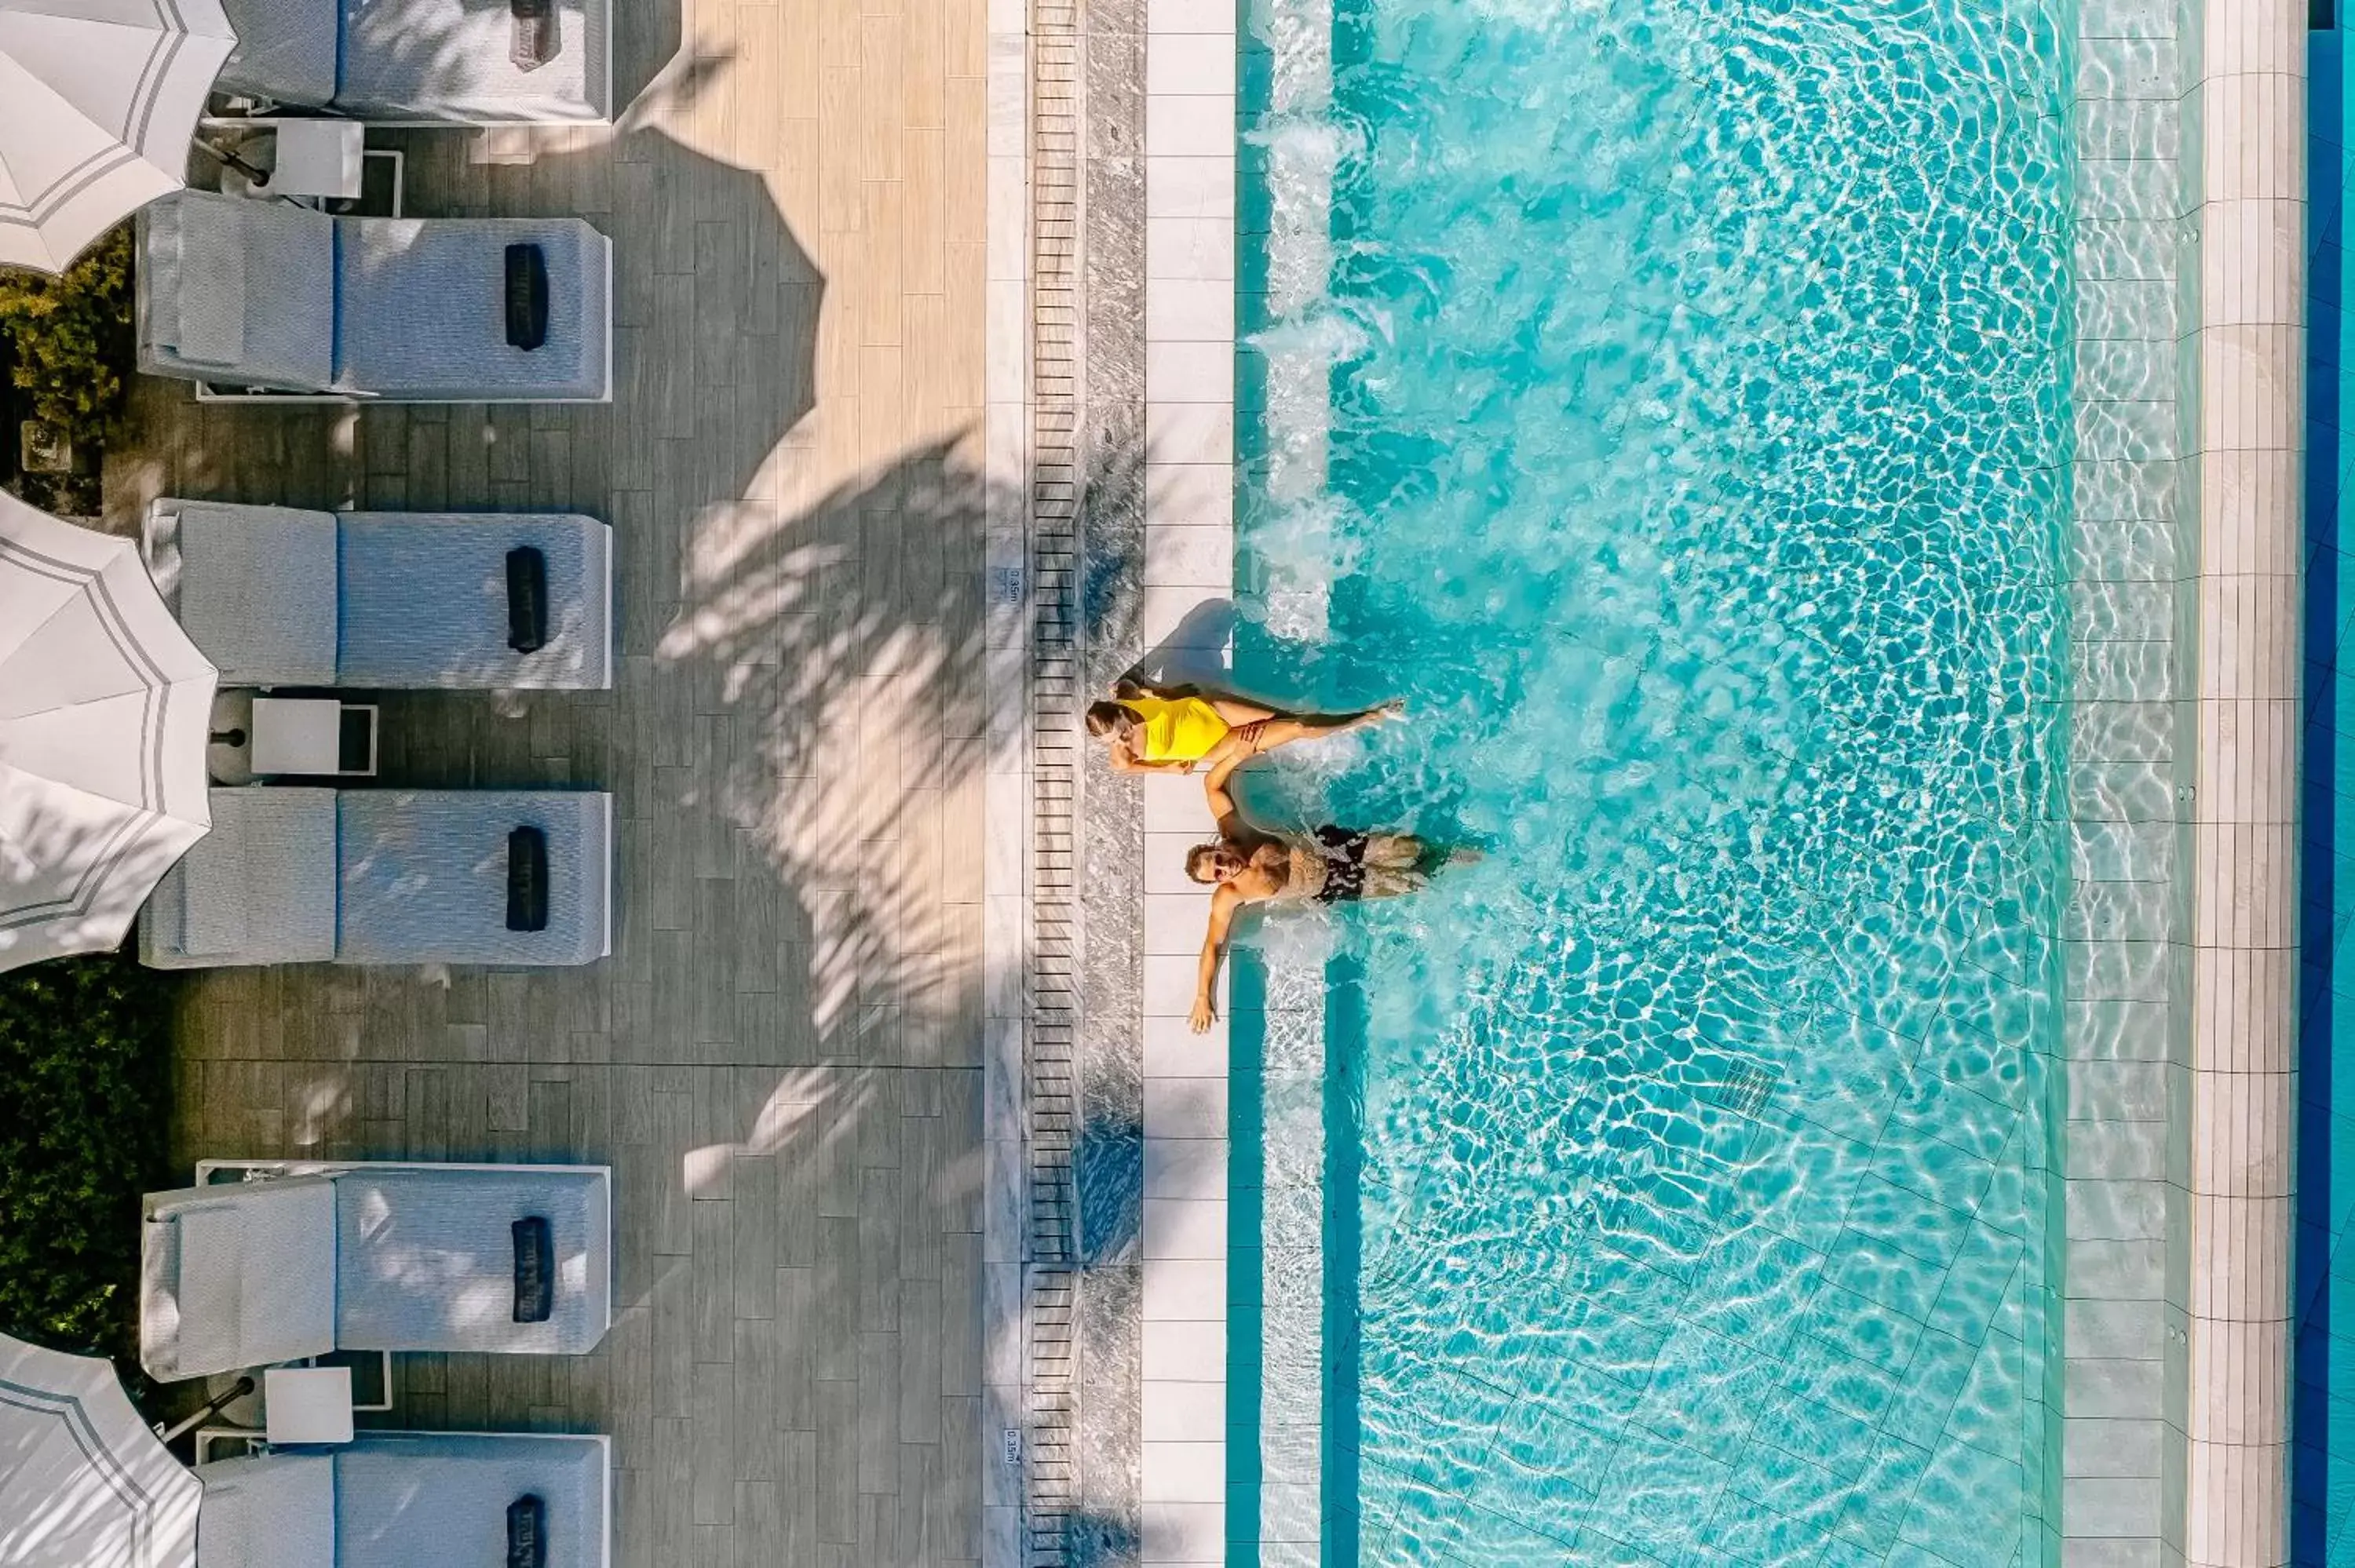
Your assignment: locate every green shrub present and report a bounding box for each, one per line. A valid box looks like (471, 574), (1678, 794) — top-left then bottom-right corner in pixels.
(0, 953), (173, 1362)
(0, 223), (136, 457)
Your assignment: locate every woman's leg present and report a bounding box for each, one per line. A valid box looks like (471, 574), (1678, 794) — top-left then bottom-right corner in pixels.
(1231, 704), (1403, 757)
(1207, 695), (1404, 729)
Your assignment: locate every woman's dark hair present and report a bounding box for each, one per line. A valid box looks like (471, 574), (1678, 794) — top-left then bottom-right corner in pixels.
(1085, 701), (1134, 738)
(1185, 844), (1225, 883)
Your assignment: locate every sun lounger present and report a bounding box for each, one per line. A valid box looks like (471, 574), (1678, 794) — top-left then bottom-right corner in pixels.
(137, 788), (612, 969)
(196, 1433), (610, 1568)
(145, 500), (613, 690)
(137, 192), (612, 402)
(211, 0), (611, 124)
(141, 1161), (612, 1381)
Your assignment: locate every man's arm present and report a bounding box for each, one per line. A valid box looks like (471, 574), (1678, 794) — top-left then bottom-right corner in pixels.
(1202, 743), (1251, 831)
(1190, 884), (1242, 1032)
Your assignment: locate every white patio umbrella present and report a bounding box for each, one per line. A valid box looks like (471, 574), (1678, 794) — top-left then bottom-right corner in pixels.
(0, 493), (215, 971)
(0, 0), (238, 273)
(0, 1330), (199, 1568)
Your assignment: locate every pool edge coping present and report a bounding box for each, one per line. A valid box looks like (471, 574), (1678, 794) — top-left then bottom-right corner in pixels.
(2178, 6), (2303, 1567)
(1136, 0), (1247, 1560)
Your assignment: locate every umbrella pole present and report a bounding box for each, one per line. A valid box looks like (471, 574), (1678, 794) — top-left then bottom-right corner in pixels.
(155, 1373), (254, 1445)
(192, 137), (272, 190)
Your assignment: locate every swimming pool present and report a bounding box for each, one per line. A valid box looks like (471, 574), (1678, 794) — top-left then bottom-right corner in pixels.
(1231, 0), (2077, 1563)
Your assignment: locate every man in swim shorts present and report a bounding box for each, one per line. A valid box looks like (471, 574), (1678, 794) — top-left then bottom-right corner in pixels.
(1180, 738), (1471, 1033)
(1084, 677), (1400, 775)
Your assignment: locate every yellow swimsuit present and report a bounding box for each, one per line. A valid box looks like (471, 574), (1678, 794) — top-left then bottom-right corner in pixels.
(1126, 695), (1229, 764)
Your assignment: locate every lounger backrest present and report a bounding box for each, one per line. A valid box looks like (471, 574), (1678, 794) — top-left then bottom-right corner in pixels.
(148, 789), (340, 967)
(210, 0), (340, 106)
(141, 1179), (338, 1381)
(139, 195), (336, 392)
(163, 502), (341, 687)
(193, 1452), (335, 1568)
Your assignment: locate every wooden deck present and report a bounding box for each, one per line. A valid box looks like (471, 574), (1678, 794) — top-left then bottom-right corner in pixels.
(104, 0), (994, 1559)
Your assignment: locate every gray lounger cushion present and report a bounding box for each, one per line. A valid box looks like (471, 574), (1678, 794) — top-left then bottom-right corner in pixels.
(141, 789), (339, 969)
(336, 792), (612, 966)
(214, 0), (605, 121)
(141, 1179), (338, 1380)
(334, 1433), (608, 1568)
(338, 0), (608, 122)
(337, 512), (612, 688)
(195, 1436), (609, 1568)
(141, 789), (610, 969)
(210, 0), (339, 106)
(138, 195), (611, 400)
(164, 502), (342, 687)
(332, 1168), (610, 1353)
(148, 501), (612, 690)
(195, 1453), (337, 1568)
(139, 195), (336, 391)
(337, 219), (608, 399)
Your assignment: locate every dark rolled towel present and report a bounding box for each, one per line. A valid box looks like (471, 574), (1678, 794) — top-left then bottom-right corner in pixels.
(504, 243), (550, 350)
(506, 545), (548, 653)
(509, 0), (560, 72)
(512, 1216), (554, 1323)
(506, 1493), (548, 1568)
(506, 826), (549, 933)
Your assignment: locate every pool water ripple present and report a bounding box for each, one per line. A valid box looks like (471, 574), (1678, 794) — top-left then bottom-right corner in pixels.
(1233, 0), (2078, 1563)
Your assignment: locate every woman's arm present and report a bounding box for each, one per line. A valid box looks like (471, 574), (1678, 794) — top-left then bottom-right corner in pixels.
(1190, 885), (1242, 1032)
(1107, 746), (1190, 775)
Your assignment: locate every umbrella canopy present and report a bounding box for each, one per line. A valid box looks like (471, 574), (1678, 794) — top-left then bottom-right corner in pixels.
(0, 1330), (199, 1568)
(0, 0), (237, 273)
(0, 494), (215, 971)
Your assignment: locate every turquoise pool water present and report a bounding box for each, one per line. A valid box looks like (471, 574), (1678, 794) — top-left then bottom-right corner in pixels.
(1231, 0), (2077, 1563)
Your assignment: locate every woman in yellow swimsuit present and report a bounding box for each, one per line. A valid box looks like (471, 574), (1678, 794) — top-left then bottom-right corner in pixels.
(1085, 680), (1400, 774)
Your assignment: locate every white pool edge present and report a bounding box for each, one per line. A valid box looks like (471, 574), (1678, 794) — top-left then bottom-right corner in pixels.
(2177, 5), (2301, 1566)
(1137, 1), (1246, 1561)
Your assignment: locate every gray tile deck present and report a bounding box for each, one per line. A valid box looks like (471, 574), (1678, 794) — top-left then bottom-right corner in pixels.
(103, 8), (994, 1559)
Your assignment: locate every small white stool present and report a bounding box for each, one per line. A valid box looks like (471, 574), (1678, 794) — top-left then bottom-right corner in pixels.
(251, 697), (378, 777)
(255, 119), (365, 200)
(263, 1366), (354, 1446)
